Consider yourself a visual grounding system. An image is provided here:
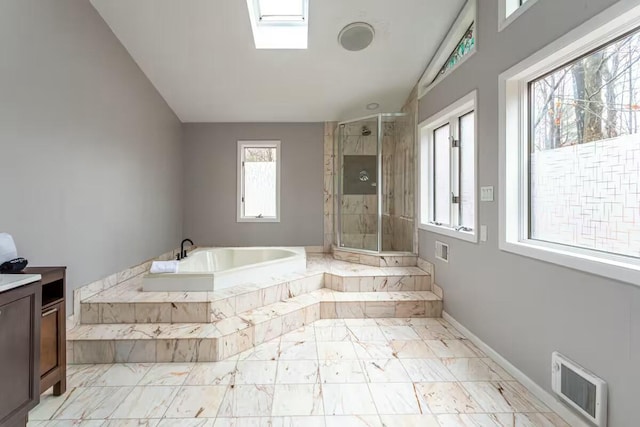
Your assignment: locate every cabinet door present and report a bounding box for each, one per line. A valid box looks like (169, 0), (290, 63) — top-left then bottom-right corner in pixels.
(40, 305), (60, 376)
(0, 296), (33, 422)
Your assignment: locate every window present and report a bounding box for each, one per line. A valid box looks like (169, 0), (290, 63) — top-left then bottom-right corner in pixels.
(237, 141), (281, 222)
(256, 0), (305, 23)
(500, 3), (640, 285)
(419, 91), (477, 242)
(418, 0), (476, 97)
(246, 0), (308, 49)
(499, 0), (539, 32)
(431, 23), (476, 85)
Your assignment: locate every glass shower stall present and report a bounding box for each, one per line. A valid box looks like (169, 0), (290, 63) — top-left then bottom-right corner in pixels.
(335, 113), (415, 253)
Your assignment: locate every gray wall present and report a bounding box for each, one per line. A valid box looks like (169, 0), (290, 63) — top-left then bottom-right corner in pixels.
(0, 0), (183, 313)
(418, 0), (638, 424)
(183, 123), (324, 247)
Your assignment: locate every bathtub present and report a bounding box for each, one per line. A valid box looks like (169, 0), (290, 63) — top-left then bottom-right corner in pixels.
(142, 247), (307, 292)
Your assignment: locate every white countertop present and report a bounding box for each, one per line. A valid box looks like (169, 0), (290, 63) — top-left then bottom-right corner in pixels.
(0, 274), (41, 293)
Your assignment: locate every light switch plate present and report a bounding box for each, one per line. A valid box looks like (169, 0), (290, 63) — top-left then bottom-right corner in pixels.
(480, 186), (494, 202)
(480, 225), (488, 242)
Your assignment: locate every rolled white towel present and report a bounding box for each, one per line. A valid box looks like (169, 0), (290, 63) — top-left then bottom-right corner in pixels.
(0, 233), (18, 264)
(150, 260), (179, 274)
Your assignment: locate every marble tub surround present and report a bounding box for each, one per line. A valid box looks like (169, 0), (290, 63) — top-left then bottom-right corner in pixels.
(68, 255), (440, 364)
(68, 289), (441, 363)
(32, 318), (569, 426)
(79, 255), (431, 324)
(68, 247), (181, 329)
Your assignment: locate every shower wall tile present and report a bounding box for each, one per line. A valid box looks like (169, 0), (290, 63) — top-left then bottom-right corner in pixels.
(343, 135), (364, 155)
(323, 122), (337, 252)
(342, 195), (365, 214)
(363, 215), (378, 234)
(363, 135), (377, 156)
(324, 155), (334, 175)
(324, 122), (336, 139)
(364, 195), (377, 213)
(363, 234), (378, 251)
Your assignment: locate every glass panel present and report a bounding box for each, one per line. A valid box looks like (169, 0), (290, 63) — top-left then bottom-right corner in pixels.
(529, 27), (640, 258)
(243, 146), (277, 218)
(338, 119), (379, 251)
(433, 124), (451, 225)
(459, 111), (475, 228)
(432, 23), (475, 84)
(258, 0), (304, 21)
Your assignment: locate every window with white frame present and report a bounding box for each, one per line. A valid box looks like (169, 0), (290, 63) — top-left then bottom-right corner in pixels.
(499, 0), (538, 31)
(419, 91), (477, 242)
(245, 0), (309, 49)
(418, 0), (476, 97)
(237, 141), (281, 222)
(500, 3), (640, 285)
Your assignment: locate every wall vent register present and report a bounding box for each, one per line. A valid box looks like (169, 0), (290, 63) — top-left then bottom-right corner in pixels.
(552, 352), (607, 426)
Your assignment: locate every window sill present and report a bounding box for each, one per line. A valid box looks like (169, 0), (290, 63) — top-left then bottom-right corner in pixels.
(419, 223), (478, 243)
(237, 217), (280, 223)
(499, 238), (640, 287)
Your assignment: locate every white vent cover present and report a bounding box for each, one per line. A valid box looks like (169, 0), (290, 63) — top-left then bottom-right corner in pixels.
(338, 22), (375, 51)
(435, 241), (449, 262)
(552, 352), (607, 426)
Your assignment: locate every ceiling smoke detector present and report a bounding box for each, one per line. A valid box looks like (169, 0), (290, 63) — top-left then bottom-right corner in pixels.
(366, 102), (380, 110)
(338, 22), (375, 51)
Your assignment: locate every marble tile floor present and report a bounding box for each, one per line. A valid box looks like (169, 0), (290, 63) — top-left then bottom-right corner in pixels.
(36, 318), (569, 427)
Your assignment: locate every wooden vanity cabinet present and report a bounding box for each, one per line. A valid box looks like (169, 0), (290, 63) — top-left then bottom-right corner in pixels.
(23, 267), (67, 396)
(0, 280), (41, 427)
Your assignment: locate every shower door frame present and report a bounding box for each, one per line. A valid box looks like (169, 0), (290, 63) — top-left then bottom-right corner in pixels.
(336, 112), (406, 253)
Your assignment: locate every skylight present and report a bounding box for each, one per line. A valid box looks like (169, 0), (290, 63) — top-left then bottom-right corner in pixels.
(257, 0), (305, 23)
(246, 0), (309, 49)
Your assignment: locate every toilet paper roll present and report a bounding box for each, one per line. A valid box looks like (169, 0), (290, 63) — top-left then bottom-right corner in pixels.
(0, 233), (18, 264)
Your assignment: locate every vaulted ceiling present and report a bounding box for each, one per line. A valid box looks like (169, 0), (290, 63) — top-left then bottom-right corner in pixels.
(90, 0), (465, 122)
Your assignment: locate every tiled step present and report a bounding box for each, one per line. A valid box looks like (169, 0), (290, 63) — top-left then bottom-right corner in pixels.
(79, 273), (325, 325)
(79, 266), (431, 324)
(333, 247), (418, 267)
(326, 273), (430, 292)
(68, 290), (442, 364)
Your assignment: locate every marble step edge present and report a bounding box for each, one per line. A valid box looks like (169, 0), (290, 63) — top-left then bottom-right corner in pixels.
(68, 291), (443, 363)
(83, 267), (432, 305)
(72, 290), (442, 338)
(332, 247), (418, 267)
(79, 272), (432, 325)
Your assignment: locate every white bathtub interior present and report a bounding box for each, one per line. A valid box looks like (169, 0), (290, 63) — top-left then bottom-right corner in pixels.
(142, 247), (307, 292)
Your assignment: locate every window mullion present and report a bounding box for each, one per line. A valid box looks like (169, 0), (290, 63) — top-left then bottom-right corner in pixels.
(241, 149), (246, 218)
(430, 129), (437, 224)
(450, 117), (460, 228)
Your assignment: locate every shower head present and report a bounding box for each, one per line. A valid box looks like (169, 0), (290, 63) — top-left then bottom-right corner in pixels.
(361, 126), (372, 136)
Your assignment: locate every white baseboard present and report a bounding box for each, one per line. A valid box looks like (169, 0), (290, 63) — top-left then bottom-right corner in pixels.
(442, 311), (590, 427)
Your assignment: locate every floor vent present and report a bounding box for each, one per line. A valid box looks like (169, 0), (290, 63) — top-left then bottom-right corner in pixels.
(435, 241), (449, 262)
(552, 352), (607, 426)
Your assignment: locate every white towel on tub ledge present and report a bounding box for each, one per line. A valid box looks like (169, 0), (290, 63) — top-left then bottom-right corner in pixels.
(150, 260), (179, 274)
